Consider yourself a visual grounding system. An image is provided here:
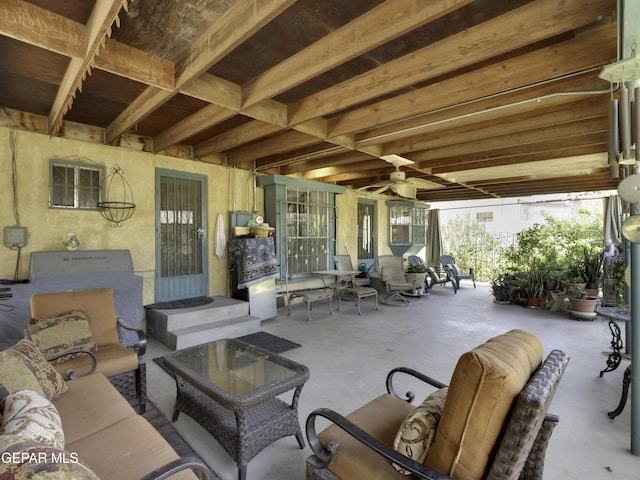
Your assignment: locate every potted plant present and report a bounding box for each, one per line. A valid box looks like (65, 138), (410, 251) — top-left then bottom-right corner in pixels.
(520, 266), (546, 307)
(404, 262), (428, 291)
(491, 273), (517, 304)
(583, 248), (603, 295)
(567, 285), (598, 318)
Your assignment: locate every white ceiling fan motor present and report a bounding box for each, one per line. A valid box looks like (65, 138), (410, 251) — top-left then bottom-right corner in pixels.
(390, 169), (406, 183)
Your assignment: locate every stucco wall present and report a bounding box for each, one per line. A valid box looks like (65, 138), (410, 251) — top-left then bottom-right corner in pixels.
(0, 127), (262, 303)
(0, 127), (390, 304)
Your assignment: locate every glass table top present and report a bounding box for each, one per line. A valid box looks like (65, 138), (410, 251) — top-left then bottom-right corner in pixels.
(164, 338), (304, 396)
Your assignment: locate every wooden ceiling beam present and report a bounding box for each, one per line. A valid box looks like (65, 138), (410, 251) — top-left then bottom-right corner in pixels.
(427, 138), (608, 173)
(241, 0), (474, 109)
(355, 73), (607, 148)
(290, 0), (614, 127)
(195, 122), (283, 157)
(48, 0), (127, 136)
(385, 97), (609, 157)
(330, 21), (615, 138)
(106, 0), (293, 144)
(0, 0), (84, 57)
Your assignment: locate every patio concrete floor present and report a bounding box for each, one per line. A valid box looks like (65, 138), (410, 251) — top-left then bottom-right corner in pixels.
(145, 281), (640, 480)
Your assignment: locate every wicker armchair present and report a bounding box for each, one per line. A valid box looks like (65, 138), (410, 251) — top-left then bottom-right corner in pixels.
(306, 330), (569, 480)
(30, 287), (147, 413)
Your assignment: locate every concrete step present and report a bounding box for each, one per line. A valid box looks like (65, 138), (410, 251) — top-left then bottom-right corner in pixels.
(155, 296), (250, 331)
(168, 315), (261, 350)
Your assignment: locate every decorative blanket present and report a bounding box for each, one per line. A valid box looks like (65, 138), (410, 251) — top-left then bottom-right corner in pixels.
(228, 237), (279, 288)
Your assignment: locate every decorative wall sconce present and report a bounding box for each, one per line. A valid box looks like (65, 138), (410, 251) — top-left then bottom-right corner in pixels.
(97, 164), (135, 227)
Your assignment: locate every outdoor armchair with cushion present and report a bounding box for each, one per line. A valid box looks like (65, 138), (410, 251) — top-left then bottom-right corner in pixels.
(305, 329), (569, 480)
(377, 255), (414, 306)
(29, 287), (147, 412)
(334, 255), (371, 287)
(440, 255), (476, 290)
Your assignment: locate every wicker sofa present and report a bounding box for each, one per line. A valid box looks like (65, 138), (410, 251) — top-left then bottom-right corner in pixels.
(305, 329), (570, 480)
(29, 287), (147, 412)
(0, 340), (211, 480)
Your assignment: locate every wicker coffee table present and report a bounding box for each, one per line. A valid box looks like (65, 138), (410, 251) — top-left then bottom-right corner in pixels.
(163, 338), (310, 480)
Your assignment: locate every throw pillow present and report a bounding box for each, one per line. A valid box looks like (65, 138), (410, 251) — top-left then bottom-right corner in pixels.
(0, 434), (99, 480)
(1, 389), (65, 449)
(0, 340), (67, 402)
(392, 388), (448, 475)
(28, 310), (98, 364)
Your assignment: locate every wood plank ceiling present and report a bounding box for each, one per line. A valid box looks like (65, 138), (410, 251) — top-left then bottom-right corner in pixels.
(0, 0), (621, 202)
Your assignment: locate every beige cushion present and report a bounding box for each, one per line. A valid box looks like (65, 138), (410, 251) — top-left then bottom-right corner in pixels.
(425, 329), (543, 480)
(28, 310), (98, 364)
(392, 388), (448, 475)
(0, 434), (99, 479)
(323, 394), (414, 480)
(1, 389), (65, 449)
(0, 340), (67, 402)
(30, 288), (119, 346)
(51, 343), (139, 380)
(53, 373), (136, 445)
(68, 415), (197, 480)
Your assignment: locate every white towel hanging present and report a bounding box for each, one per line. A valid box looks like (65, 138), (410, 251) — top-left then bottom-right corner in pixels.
(215, 213), (226, 259)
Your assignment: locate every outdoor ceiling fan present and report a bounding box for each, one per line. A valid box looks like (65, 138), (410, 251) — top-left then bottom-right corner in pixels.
(357, 154), (443, 199)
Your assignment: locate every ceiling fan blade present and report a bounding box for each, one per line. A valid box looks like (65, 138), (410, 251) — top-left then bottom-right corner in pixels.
(408, 178), (445, 190)
(373, 185), (392, 194)
(391, 183), (417, 199)
(357, 181), (392, 192)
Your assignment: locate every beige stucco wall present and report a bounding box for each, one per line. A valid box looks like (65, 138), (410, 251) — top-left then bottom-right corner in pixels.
(0, 127), (262, 303)
(0, 127), (391, 304)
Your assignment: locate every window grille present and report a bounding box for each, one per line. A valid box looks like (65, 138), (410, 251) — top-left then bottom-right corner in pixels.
(50, 159), (103, 210)
(285, 187), (332, 276)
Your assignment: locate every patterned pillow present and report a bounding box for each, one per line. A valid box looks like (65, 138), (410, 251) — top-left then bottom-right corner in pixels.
(392, 388), (448, 475)
(28, 310), (97, 364)
(0, 340), (67, 402)
(0, 434), (99, 480)
(1, 389), (65, 449)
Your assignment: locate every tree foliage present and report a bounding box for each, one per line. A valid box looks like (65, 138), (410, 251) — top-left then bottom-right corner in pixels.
(440, 208), (604, 282)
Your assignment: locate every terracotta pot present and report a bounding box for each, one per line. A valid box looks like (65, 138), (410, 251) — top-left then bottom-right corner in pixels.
(568, 296), (597, 312)
(527, 297), (541, 307)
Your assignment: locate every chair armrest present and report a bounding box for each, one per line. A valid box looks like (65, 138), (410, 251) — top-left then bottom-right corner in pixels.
(386, 367), (448, 402)
(139, 457), (213, 480)
(118, 317), (147, 357)
(306, 408), (452, 480)
(48, 349), (97, 379)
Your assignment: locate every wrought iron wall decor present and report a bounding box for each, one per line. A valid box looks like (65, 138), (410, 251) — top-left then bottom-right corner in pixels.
(97, 164), (135, 227)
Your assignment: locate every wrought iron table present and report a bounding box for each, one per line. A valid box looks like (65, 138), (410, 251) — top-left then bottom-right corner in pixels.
(595, 307), (632, 418)
(164, 338), (310, 480)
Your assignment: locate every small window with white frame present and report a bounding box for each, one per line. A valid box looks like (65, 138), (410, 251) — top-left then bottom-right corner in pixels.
(49, 159), (104, 210)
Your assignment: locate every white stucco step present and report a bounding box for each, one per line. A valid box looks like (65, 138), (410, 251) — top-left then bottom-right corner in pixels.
(167, 314), (261, 350)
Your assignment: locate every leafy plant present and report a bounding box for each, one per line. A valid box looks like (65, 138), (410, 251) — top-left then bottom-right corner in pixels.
(490, 273), (517, 303)
(405, 262), (428, 273)
(520, 265), (546, 299)
(583, 248), (603, 288)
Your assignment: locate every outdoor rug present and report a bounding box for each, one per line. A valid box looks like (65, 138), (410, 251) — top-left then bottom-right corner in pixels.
(139, 401), (220, 480)
(145, 296), (213, 310)
(236, 331), (301, 354)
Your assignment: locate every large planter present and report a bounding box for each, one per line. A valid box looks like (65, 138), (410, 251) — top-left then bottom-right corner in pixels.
(405, 272), (427, 289)
(568, 296), (597, 320)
